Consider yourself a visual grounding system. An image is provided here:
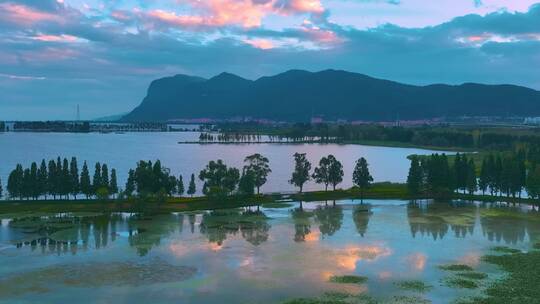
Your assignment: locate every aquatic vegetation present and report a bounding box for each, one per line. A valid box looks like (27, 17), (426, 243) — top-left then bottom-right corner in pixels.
(393, 280), (433, 293)
(533, 242), (540, 250)
(328, 275), (368, 284)
(444, 278), (479, 289)
(0, 259), (196, 297)
(490, 246), (521, 254)
(282, 292), (377, 304)
(456, 272), (487, 280)
(438, 264), (473, 271)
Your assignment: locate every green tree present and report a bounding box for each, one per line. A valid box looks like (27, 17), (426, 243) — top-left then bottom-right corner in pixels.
(110, 168), (118, 198)
(526, 165), (540, 202)
(101, 164), (109, 190)
(465, 159), (477, 195)
(93, 162), (102, 196)
(48, 159), (57, 199)
(70, 157), (79, 199)
(289, 153), (311, 193)
(478, 158), (489, 195)
(187, 173), (196, 197)
(199, 160), (240, 197)
(312, 156), (331, 191)
(238, 169), (256, 196)
(407, 156), (423, 196)
(125, 169), (135, 196)
(243, 153), (272, 194)
(61, 158), (70, 199)
(38, 160), (48, 199)
(29, 162), (38, 199)
(328, 155), (344, 191)
(0, 177), (3, 199)
(353, 157), (373, 197)
(80, 161), (92, 199)
(177, 175), (185, 196)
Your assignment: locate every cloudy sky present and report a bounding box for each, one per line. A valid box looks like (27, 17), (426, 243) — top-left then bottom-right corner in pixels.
(1, 0), (539, 120)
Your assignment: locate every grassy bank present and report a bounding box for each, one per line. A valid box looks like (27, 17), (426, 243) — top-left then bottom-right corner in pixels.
(0, 182), (537, 214)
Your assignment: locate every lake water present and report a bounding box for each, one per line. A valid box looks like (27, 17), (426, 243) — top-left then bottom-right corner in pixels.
(0, 132), (448, 194)
(0, 199), (538, 303)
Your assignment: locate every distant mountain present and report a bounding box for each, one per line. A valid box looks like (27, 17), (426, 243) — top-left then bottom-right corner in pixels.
(122, 69), (540, 122)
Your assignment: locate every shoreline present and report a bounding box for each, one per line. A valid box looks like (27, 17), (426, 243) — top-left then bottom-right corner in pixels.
(1, 183), (537, 214)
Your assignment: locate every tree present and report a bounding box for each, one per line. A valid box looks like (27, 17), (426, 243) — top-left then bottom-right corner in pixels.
(289, 153), (311, 192)
(93, 162), (102, 196)
(29, 162), (38, 199)
(48, 159), (57, 199)
(526, 165), (540, 202)
(199, 160), (240, 197)
(177, 175), (185, 196)
(80, 161), (92, 199)
(61, 158), (70, 199)
(478, 158), (489, 195)
(187, 173), (196, 197)
(243, 154), (272, 194)
(0, 177), (2, 199)
(69, 157), (79, 199)
(101, 164), (109, 191)
(7, 164), (23, 199)
(38, 160), (48, 199)
(407, 156), (423, 196)
(238, 169), (256, 196)
(353, 157), (373, 197)
(125, 169), (135, 196)
(313, 155), (343, 191)
(465, 159), (477, 195)
(110, 169), (118, 198)
(312, 156), (331, 191)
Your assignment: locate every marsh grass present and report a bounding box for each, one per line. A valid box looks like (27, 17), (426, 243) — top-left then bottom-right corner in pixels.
(456, 272), (487, 280)
(444, 278), (479, 289)
(438, 264), (473, 271)
(394, 280), (433, 293)
(490, 246), (521, 254)
(328, 275), (368, 284)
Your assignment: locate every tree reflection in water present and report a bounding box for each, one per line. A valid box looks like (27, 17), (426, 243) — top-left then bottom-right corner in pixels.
(199, 209), (271, 246)
(314, 202), (343, 238)
(353, 204), (372, 237)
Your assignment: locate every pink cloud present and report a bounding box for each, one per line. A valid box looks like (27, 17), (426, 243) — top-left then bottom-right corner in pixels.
(31, 34), (79, 43)
(0, 3), (62, 26)
(244, 38), (275, 49)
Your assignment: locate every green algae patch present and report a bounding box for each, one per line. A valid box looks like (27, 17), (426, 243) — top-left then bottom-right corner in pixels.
(0, 259), (196, 297)
(393, 280), (433, 293)
(439, 264), (473, 271)
(490, 246), (521, 254)
(456, 272), (487, 280)
(444, 278), (479, 289)
(282, 292), (377, 304)
(388, 295), (431, 304)
(329, 275), (368, 284)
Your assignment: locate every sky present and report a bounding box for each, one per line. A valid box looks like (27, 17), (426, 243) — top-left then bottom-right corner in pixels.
(0, 0), (539, 120)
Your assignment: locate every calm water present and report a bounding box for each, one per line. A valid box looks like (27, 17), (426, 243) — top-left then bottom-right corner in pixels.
(0, 132), (448, 194)
(1, 200), (539, 303)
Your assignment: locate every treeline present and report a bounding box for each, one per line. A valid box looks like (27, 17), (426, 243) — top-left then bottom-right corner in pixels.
(215, 123), (540, 150)
(12, 121), (90, 132)
(1, 153), (376, 201)
(5, 157), (118, 200)
(407, 151), (540, 200)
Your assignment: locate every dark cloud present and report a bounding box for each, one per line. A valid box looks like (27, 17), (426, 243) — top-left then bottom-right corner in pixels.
(0, 1), (539, 120)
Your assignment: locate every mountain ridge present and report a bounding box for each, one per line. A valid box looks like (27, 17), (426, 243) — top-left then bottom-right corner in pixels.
(122, 69), (540, 122)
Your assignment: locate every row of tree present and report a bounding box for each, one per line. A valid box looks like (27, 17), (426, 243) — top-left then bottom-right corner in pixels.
(407, 152), (540, 200)
(2, 153), (375, 200)
(5, 157), (118, 200)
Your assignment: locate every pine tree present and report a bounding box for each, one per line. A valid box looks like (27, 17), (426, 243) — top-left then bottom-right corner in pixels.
(465, 159), (477, 195)
(478, 158), (488, 195)
(353, 157), (373, 198)
(30, 162), (38, 199)
(80, 161), (92, 199)
(8, 164), (23, 199)
(177, 175), (185, 196)
(407, 156), (423, 196)
(70, 157), (79, 199)
(92, 162), (102, 196)
(109, 169), (118, 198)
(101, 163), (109, 190)
(38, 160), (48, 199)
(187, 173), (196, 197)
(48, 159), (57, 199)
(526, 165), (540, 201)
(61, 158), (70, 199)
(125, 169), (135, 196)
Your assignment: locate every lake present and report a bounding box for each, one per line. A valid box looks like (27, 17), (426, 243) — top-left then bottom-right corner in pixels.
(0, 199), (538, 303)
(0, 132), (448, 194)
